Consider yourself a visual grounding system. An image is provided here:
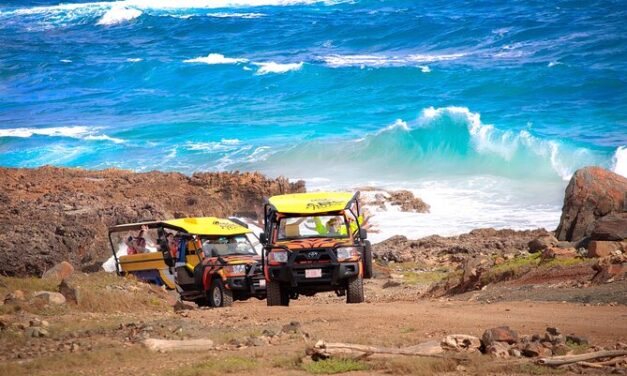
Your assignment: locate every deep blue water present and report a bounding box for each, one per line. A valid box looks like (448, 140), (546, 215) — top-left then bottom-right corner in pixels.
(0, 0), (626, 234)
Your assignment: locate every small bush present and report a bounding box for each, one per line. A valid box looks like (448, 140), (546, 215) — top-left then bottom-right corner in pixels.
(167, 356), (258, 376)
(303, 358), (369, 374)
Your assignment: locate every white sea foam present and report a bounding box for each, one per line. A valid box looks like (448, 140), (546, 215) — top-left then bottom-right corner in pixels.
(60, 59), (72, 63)
(84, 134), (126, 144)
(548, 61), (562, 67)
(253, 61), (303, 75)
(186, 139), (241, 152)
(0, 126), (124, 143)
(3, 0), (334, 18)
(207, 12), (266, 18)
(322, 53), (464, 68)
(298, 178), (564, 243)
(184, 53), (248, 65)
(126, 58), (143, 62)
(613, 146), (627, 178)
(97, 6), (142, 25)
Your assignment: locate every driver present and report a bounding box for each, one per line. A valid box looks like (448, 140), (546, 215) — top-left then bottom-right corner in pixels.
(314, 217), (345, 236)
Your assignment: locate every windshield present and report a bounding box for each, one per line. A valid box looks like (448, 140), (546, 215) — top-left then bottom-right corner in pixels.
(201, 235), (256, 257)
(277, 215), (348, 240)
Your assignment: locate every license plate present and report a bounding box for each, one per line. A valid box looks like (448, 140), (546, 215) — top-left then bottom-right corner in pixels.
(305, 269), (322, 278)
(258, 279), (266, 287)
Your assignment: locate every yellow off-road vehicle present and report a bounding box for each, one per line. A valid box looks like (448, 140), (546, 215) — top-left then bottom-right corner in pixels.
(260, 192), (373, 306)
(108, 217), (266, 307)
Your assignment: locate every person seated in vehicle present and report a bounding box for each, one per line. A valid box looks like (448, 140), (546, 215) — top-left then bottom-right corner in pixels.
(125, 225), (152, 255)
(166, 233), (178, 258)
(313, 216), (346, 236)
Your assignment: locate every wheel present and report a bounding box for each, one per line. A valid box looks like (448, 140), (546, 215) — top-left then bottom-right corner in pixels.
(363, 241), (374, 279)
(266, 280), (289, 306)
(208, 279), (233, 308)
(346, 275), (364, 304)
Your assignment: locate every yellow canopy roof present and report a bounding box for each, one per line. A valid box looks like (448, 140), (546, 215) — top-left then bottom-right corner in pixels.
(109, 217), (251, 236)
(164, 217), (251, 236)
(268, 192), (356, 214)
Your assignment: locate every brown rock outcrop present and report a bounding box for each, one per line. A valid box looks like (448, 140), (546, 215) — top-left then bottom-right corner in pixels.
(555, 167), (627, 242)
(373, 228), (551, 266)
(0, 166), (305, 277)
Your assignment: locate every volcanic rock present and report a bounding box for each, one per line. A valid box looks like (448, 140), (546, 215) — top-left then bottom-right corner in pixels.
(0, 166), (305, 276)
(4, 290), (25, 304)
(482, 326), (518, 346)
(556, 167), (627, 242)
(58, 279), (80, 304)
(590, 213), (627, 241)
(42, 261), (74, 280)
(32, 291), (66, 305)
(587, 241), (622, 258)
(528, 234), (558, 253)
(388, 190), (430, 213)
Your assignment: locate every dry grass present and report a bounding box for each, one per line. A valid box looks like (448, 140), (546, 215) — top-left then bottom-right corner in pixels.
(0, 346), (156, 376)
(402, 271), (449, 285)
(369, 356), (458, 375)
(165, 356), (259, 376)
(0, 272), (171, 315)
(302, 358), (369, 374)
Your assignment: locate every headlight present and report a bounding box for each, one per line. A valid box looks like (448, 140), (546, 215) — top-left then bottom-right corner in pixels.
(226, 264), (247, 274)
(268, 251), (288, 264)
(336, 247), (360, 261)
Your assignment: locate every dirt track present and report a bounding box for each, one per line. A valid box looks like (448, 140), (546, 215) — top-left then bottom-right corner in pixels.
(203, 297), (627, 347)
(3, 289), (627, 376)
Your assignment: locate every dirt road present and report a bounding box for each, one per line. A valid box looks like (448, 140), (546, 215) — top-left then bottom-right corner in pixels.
(3, 285), (627, 376)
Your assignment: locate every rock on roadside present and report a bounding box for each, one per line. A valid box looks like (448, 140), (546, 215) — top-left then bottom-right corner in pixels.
(555, 167), (627, 242)
(42, 261), (74, 280)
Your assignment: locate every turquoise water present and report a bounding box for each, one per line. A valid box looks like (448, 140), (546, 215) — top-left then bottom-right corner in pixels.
(1, 0), (626, 235)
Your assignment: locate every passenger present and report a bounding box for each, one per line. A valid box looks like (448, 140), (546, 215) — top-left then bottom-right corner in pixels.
(126, 225), (151, 254)
(166, 233), (178, 258)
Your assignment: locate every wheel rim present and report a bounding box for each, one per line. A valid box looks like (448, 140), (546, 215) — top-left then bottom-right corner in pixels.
(212, 286), (222, 306)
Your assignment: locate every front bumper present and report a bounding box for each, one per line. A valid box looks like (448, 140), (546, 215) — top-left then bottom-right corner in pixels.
(226, 276), (266, 294)
(267, 248), (360, 287)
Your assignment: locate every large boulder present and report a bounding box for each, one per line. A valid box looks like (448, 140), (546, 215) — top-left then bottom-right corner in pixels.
(42, 261), (74, 280)
(555, 167), (627, 242)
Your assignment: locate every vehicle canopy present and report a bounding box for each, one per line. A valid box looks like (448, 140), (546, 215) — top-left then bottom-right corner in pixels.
(267, 192), (358, 215)
(108, 217), (252, 236)
(108, 217), (253, 275)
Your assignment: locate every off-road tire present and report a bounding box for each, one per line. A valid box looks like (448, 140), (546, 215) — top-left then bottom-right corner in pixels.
(346, 275), (364, 304)
(363, 241), (374, 279)
(267, 280), (289, 306)
(208, 279), (233, 308)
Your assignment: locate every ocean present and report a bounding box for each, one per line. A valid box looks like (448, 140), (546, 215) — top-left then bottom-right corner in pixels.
(1, 0), (625, 241)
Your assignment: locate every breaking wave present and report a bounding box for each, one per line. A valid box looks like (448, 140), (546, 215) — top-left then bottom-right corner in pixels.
(0, 0), (338, 27)
(0, 126), (124, 144)
(97, 6), (142, 25)
(248, 107), (617, 182)
(253, 61), (303, 74)
(184, 53), (249, 65)
(322, 53), (466, 68)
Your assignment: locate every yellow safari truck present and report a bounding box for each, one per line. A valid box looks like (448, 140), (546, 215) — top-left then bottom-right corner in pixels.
(108, 217), (266, 307)
(260, 192), (373, 306)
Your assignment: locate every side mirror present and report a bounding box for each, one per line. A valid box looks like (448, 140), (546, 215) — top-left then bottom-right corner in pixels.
(359, 228), (368, 240)
(259, 232), (268, 244)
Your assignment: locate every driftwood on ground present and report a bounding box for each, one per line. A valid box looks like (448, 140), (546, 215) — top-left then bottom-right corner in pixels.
(538, 349), (627, 367)
(143, 338), (215, 352)
(308, 340), (469, 361)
